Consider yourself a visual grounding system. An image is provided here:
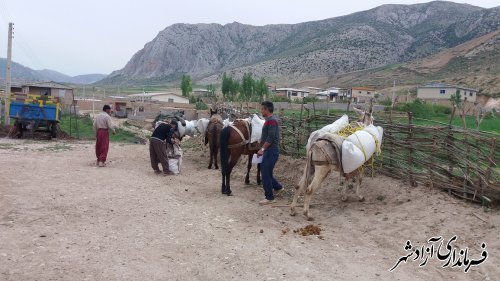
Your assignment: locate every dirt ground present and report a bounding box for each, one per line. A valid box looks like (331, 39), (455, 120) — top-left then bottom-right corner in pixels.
(0, 138), (498, 281)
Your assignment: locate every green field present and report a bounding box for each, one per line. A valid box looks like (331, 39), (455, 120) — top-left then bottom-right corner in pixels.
(58, 115), (137, 142)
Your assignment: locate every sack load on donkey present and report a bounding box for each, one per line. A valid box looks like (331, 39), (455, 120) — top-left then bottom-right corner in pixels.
(292, 108), (384, 220)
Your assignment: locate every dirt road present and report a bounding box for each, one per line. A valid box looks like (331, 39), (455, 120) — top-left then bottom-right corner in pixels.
(0, 139), (498, 280)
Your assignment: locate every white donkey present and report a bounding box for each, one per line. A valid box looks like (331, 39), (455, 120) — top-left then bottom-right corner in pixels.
(290, 107), (374, 221)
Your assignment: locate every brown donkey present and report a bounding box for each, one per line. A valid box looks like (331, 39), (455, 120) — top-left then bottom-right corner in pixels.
(206, 115), (224, 169)
(219, 119), (261, 196)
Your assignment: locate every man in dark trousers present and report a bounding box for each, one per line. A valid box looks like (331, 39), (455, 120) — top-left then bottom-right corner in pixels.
(256, 101), (283, 205)
(150, 120), (178, 175)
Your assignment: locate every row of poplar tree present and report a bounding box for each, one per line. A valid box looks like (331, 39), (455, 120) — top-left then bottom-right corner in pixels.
(180, 73), (270, 102)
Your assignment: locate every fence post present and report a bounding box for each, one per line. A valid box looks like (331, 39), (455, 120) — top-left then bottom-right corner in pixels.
(485, 138), (496, 185)
(446, 125), (454, 195)
(407, 112), (416, 187)
(428, 134), (438, 189)
(463, 131), (471, 199)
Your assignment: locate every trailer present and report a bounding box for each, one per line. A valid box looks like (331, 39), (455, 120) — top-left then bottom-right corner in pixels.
(8, 93), (61, 138)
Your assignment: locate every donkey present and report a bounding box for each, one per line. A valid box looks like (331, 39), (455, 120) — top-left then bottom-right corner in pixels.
(219, 119), (261, 196)
(206, 114), (224, 169)
(290, 107), (374, 220)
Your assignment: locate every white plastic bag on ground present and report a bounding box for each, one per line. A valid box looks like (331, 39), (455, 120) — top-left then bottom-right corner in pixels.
(306, 115), (349, 151)
(250, 114), (265, 143)
(168, 158), (180, 174)
(346, 130), (376, 161)
(342, 140), (365, 174)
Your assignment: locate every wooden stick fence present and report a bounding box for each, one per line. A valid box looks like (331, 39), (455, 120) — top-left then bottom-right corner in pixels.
(278, 112), (500, 204)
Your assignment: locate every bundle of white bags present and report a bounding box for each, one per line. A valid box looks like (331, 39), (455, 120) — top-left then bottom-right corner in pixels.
(306, 115), (384, 174)
(250, 114), (265, 143)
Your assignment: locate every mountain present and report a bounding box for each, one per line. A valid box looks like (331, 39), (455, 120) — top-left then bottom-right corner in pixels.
(293, 29), (500, 96)
(0, 59), (107, 84)
(102, 1), (500, 86)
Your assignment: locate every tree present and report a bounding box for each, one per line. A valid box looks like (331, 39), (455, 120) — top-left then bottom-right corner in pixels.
(241, 73), (254, 101)
(229, 79), (240, 102)
(450, 89), (462, 109)
(254, 78), (269, 101)
(207, 84), (216, 97)
(181, 74), (192, 97)
(221, 73), (231, 100)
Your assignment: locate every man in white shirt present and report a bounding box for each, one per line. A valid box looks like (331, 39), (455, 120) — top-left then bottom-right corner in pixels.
(93, 105), (116, 167)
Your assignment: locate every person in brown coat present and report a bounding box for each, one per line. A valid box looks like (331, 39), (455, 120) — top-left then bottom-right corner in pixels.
(150, 120), (178, 175)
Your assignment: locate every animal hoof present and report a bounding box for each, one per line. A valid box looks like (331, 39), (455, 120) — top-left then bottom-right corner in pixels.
(245, 181), (250, 185)
(341, 196), (348, 202)
(358, 196), (365, 202)
(215, 167), (219, 170)
(307, 216), (315, 221)
(290, 209), (296, 216)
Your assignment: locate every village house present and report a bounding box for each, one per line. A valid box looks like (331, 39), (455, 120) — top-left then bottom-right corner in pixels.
(275, 88), (310, 101)
(338, 88), (352, 101)
(351, 87), (377, 103)
(316, 87), (341, 101)
(192, 88), (213, 98)
(128, 92), (190, 104)
(417, 83), (478, 103)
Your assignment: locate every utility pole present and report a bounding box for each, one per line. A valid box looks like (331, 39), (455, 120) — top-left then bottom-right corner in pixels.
(3, 23), (13, 125)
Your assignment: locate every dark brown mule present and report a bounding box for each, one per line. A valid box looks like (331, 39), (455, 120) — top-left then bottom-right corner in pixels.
(219, 119), (261, 196)
(206, 115), (223, 169)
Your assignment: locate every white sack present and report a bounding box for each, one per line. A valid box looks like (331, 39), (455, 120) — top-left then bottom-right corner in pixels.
(168, 159), (180, 175)
(342, 140), (365, 174)
(306, 115), (349, 151)
(223, 119), (232, 128)
(345, 130), (376, 161)
(250, 114), (265, 143)
(184, 120), (197, 137)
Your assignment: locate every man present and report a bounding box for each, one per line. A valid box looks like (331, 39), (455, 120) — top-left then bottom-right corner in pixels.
(93, 105), (116, 167)
(150, 119), (178, 175)
(257, 101), (283, 205)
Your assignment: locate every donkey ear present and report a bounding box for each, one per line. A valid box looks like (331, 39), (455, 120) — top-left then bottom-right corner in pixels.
(353, 107), (364, 116)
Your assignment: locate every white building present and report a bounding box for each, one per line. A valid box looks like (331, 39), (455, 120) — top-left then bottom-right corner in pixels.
(417, 83), (478, 103)
(316, 87), (341, 101)
(128, 92), (190, 104)
(275, 88), (310, 101)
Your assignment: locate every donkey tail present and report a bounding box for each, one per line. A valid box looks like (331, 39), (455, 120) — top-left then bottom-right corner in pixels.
(219, 126), (231, 174)
(298, 147), (315, 190)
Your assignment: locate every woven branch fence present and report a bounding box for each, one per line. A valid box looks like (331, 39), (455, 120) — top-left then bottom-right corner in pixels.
(278, 112), (500, 204)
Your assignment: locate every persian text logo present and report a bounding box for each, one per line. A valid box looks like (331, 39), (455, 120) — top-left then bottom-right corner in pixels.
(389, 235), (488, 273)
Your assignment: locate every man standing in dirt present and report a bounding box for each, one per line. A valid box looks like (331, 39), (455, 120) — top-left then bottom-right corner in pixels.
(257, 101), (283, 205)
(150, 120), (178, 175)
(93, 105), (116, 167)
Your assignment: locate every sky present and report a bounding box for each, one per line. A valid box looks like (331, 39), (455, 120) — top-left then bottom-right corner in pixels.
(0, 0), (497, 76)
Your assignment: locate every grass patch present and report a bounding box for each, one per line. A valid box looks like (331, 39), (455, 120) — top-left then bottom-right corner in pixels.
(394, 115), (499, 133)
(37, 144), (72, 152)
(59, 115), (138, 143)
(0, 143), (14, 149)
